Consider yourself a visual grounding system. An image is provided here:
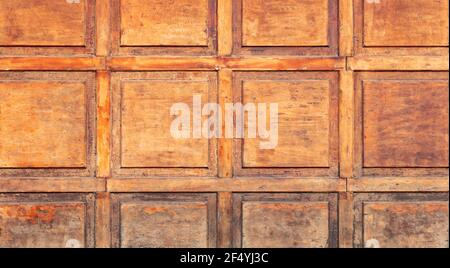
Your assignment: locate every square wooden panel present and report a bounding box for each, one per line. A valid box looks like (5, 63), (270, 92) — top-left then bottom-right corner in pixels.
(0, 193), (95, 248)
(111, 193), (217, 248)
(111, 0), (217, 55)
(111, 72), (218, 178)
(0, 72), (96, 177)
(232, 193), (338, 248)
(233, 72), (339, 178)
(354, 0), (449, 56)
(0, 0), (95, 56)
(233, 0), (338, 56)
(355, 72), (449, 177)
(353, 193), (449, 248)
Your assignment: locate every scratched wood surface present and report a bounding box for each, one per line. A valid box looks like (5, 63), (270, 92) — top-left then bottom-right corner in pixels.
(0, 0), (448, 248)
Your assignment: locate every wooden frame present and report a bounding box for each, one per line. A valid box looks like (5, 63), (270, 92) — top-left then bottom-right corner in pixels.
(232, 0), (339, 56)
(0, 71), (96, 177)
(110, 0), (218, 56)
(232, 193), (338, 248)
(232, 71), (339, 178)
(0, 0), (96, 56)
(110, 193), (217, 248)
(110, 71), (218, 178)
(353, 0), (449, 56)
(354, 71), (449, 178)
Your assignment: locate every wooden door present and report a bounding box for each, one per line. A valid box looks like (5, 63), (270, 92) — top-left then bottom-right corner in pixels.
(0, 0), (448, 248)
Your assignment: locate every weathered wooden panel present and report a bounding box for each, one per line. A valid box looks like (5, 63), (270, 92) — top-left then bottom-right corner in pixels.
(353, 193), (449, 248)
(233, 193), (338, 248)
(120, 0), (209, 46)
(233, 0), (338, 55)
(111, 72), (217, 177)
(363, 0), (449, 47)
(355, 72), (449, 177)
(363, 80), (449, 167)
(0, 0), (95, 55)
(0, 72), (95, 177)
(111, 194), (216, 248)
(354, 0), (449, 56)
(242, 0), (328, 46)
(233, 72), (339, 177)
(0, 193), (95, 248)
(112, 0), (217, 55)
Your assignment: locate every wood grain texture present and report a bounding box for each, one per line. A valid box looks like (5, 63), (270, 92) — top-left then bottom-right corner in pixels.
(96, 71), (111, 178)
(242, 0), (328, 46)
(233, 72), (339, 177)
(111, 72), (218, 177)
(363, 0), (449, 47)
(232, 193), (338, 248)
(111, 194), (217, 248)
(0, 72), (96, 177)
(353, 193), (449, 248)
(0, 193), (95, 248)
(232, 0), (338, 56)
(363, 80), (449, 168)
(0, 82), (86, 168)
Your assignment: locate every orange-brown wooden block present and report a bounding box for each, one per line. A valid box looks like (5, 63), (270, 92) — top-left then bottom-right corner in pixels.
(242, 0), (329, 46)
(120, 0), (209, 46)
(0, 194), (95, 248)
(232, 194), (338, 248)
(111, 194), (217, 248)
(363, 0), (449, 47)
(0, 0), (86, 46)
(363, 79), (449, 167)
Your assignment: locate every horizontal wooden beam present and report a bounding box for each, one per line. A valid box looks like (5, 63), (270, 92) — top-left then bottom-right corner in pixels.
(348, 177), (449, 192)
(107, 56), (345, 71)
(0, 178), (106, 193)
(107, 178), (346, 192)
(348, 56), (449, 71)
(0, 57), (106, 70)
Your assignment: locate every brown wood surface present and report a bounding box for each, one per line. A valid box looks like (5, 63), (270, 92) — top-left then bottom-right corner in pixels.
(0, 0), (448, 248)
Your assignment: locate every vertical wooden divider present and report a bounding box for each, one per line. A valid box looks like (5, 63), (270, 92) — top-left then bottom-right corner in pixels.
(339, 70), (354, 179)
(339, 0), (354, 57)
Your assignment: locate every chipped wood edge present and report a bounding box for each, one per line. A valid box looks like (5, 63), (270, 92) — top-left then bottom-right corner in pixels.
(217, 192), (232, 248)
(218, 69), (233, 178)
(339, 0), (354, 56)
(96, 71), (111, 178)
(339, 70), (355, 178)
(0, 178), (106, 193)
(348, 177), (449, 192)
(348, 56), (450, 71)
(218, 0), (233, 56)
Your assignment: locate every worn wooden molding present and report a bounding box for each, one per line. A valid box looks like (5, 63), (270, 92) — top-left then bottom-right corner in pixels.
(95, 192), (111, 248)
(96, 71), (111, 178)
(96, 0), (110, 56)
(0, 57), (106, 70)
(348, 177), (449, 192)
(218, 69), (233, 178)
(218, 0), (233, 56)
(347, 56), (450, 71)
(339, 0), (354, 57)
(217, 192), (232, 248)
(107, 178), (346, 192)
(338, 192), (354, 248)
(339, 70), (355, 178)
(107, 56), (345, 71)
(0, 178), (106, 193)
